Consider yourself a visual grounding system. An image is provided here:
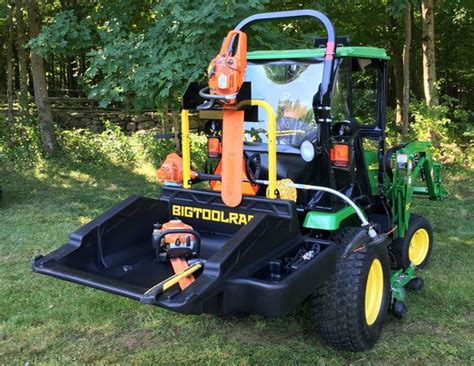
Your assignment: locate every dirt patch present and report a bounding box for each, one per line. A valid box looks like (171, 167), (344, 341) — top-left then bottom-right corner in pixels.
(115, 330), (156, 350)
(400, 319), (452, 338)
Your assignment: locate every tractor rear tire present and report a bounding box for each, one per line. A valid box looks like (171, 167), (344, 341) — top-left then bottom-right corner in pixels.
(389, 214), (433, 270)
(311, 228), (391, 352)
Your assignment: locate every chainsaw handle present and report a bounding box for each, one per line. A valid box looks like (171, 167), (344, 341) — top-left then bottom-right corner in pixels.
(152, 229), (201, 258)
(199, 86), (237, 101)
(219, 30), (246, 57)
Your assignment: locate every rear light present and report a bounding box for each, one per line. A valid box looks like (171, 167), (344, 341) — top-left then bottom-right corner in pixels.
(207, 137), (221, 158)
(330, 143), (350, 168)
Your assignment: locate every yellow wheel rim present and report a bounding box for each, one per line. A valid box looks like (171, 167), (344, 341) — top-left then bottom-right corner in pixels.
(408, 228), (430, 266)
(365, 258), (384, 326)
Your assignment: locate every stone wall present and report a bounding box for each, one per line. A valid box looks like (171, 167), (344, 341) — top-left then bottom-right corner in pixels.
(54, 110), (163, 133)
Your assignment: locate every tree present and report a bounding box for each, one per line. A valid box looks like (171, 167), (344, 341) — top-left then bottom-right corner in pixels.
(387, 0), (414, 136)
(15, 0), (30, 118)
(6, 0), (14, 125)
(388, 15), (405, 130)
(421, 0), (438, 106)
(26, 0), (56, 154)
(83, 1), (269, 122)
(402, 2), (412, 136)
(16, 0), (472, 153)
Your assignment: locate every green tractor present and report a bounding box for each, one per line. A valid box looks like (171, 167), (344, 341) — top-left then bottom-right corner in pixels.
(33, 10), (445, 351)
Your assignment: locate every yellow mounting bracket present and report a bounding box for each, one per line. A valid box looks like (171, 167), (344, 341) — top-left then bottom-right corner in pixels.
(180, 99), (277, 199)
(181, 109), (191, 189)
(236, 100), (277, 199)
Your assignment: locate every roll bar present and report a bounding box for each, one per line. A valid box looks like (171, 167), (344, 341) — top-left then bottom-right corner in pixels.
(235, 10), (337, 114)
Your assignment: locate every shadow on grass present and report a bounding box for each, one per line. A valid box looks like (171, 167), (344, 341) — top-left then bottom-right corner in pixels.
(0, 148), (163, 265)
(0, 153), (160, 212)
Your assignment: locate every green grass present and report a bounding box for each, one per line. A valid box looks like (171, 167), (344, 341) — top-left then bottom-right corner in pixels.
(0, 160), (473, 364)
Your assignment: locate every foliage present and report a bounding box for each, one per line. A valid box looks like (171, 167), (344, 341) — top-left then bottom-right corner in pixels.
(352, 64), (379, 124)
(27, 10), (93, 58)
(436, 0), (474, 113)
(1, 114), (207, 173)
(188, 133), (208, 172)
(139, 130), (175, 168)
(386, 0), (419, 19)
(84, 0), (269, 111)
(409, 98), (472, 166)
(1, 0), (473, 166)
(139, 128), (207, 171)
(57, 121), (139, 166)
(0, 113), (43, 169)
(57, 122), (207, 170)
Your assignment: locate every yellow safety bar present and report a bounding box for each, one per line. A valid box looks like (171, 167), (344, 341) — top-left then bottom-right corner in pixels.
(180, 100), (277, 199)
(181, 109), (191, 189)
(236, 100), (277, 199)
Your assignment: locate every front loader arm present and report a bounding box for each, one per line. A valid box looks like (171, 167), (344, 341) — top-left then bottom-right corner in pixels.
(391, 141), (446, 238)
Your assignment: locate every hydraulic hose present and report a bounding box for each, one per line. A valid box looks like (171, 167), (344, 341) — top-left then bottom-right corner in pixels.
(255, 179), (378, 238)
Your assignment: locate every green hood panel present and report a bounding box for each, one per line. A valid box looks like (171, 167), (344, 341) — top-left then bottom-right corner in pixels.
(303, 206), (356, 231)
(247, 47), (390, 61)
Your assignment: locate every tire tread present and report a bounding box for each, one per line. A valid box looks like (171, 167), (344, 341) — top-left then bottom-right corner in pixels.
(312, 228), (390, 351)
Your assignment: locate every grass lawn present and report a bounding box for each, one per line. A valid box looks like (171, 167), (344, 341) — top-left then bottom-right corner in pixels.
(0, 159), (473, 364)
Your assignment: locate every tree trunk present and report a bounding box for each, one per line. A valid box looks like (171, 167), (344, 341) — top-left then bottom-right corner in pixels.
(50, 55), (56, 91)
(15, 0), (30, 118)
(393, 53), (404, 132)
(402, 2), (412, 137)
(421, 0), (438, 106)
(388, 16), (404, 133)
(26, 0), (56, 155)
(60, 61), (66, 90)
(80, 51), (87, 75)
(67, 56), (77, 95)
(170, 108), (181, 154)
(6, 0), (15, 125)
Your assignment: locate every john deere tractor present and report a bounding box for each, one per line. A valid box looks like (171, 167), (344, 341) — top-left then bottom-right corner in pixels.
(33, 10), (445, 351)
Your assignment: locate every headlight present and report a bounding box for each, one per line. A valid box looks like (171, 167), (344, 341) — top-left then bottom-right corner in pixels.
(300, 140), (315, 162)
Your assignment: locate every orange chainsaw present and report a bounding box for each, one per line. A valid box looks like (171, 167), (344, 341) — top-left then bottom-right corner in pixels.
(152, 220), (201, 291)
(199, 30), (248, 207)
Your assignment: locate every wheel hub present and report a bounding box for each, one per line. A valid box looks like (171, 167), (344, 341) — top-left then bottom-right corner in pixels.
(365, 258), (384, 326)
(408, 228), (429, 266)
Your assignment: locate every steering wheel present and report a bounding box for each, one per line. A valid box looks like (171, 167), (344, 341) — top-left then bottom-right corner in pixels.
(245, 152), (261, 184)
(204, 120), (222, 137)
